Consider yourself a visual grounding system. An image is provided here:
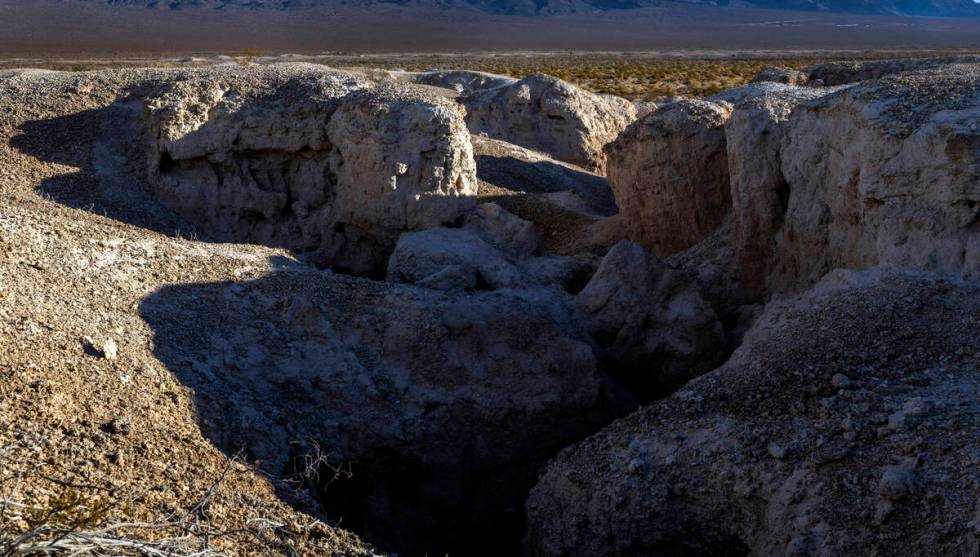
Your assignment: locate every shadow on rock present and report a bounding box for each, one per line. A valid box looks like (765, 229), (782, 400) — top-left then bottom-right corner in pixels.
(10, 96), (191, 238)
(139, 258), (632, 556)
(476, 154), (618, 217)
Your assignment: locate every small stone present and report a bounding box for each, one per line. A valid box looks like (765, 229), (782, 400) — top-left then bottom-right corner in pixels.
(874, 499), (895, 524)
(768, 442), (787, 460)
(627, 458), (645, 474)
(887, 412), (906, 431)
(103, 338), (118, 360)
(105, 417), (132, 436)
(902, 398), (931, 417)
(878, 465), (915, 501)
(831, 373), (852, 389)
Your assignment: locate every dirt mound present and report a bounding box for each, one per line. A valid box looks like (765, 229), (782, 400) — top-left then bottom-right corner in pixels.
(527, 268), (980, 556)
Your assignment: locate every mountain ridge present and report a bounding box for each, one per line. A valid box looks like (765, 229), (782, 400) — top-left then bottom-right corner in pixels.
(65, 0), (980, 17)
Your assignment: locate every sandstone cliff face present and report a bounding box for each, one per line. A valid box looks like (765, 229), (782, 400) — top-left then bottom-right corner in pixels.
(774, 64), (979, 293)
(463, 73), (637, 172)
(144, 64), (478, 276)
(527, 268), (980, 557)
(605, 99), (733, 256)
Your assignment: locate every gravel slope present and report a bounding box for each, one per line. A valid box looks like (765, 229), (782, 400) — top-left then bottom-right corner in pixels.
(0, 67), (376, 555)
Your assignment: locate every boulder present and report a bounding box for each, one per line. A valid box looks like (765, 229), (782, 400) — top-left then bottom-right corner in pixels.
(576, 241), (726, 398)
(471, 133), (618, 217)
(144, 65), (478, 275)
(470, 133), (624, 258)
(387, 203), (595, 293)
(141, 264), (618, 556)
(527, 267), (980, 557)
(605, 99), (733, 256)
(750, 66), (809, 86)
(465, 201), (542, 257)
(774, 64), (980, 293)
(463, 73), (637, 172)
(387, 226), (523, 290)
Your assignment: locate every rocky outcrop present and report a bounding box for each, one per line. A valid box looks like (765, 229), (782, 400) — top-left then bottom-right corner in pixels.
(804, 55), (980, 86)
(144, 65), (478, 276)
(750, 66), (809, 86)
(576, 241), (726, 398)
(387, 203), (596, 293)
(142, 264), (620, 556)
(605, 99), (733, 256)
(774, 64), (980, 293)
(463, 73), (637, 172)
(718, 82), (836, 300)
(471, 134), (617, 217)
(526, 267), (980, 557)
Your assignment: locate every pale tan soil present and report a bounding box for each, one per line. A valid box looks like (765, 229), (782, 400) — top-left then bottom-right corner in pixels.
(0, 70), (374, 554)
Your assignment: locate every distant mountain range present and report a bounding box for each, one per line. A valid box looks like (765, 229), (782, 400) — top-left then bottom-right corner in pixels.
(75, 0), (980, 17)
(5, 0), (978, 55)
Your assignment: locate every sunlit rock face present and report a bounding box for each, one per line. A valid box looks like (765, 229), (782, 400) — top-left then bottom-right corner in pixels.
(144, 64), (478, 275)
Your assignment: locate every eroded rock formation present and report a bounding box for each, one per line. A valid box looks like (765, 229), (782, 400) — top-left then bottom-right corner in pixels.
(5, 56), (977, 557)
(463, 73), (637, 172)
(386, 203), (596, 293)
(804, 55), (980, 86)
(750, 65), (809, 86)
(774, 64), (979, 293)
(605, 99), (733, 256)
(141, 265), (621, 556)
(144, 65), (478, 276)
(576, 241), (726, 398)
(718, 82), (834, 300)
